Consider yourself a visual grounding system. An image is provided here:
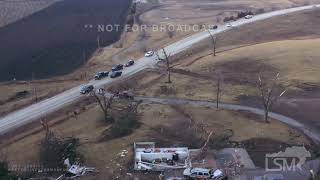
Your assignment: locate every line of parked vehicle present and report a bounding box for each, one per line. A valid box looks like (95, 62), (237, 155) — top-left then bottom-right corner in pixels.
(226, 14), (254, 28)
(80, 51), (155, 94)
(81, 13), (256, 95)
(79, 13), (256, 95)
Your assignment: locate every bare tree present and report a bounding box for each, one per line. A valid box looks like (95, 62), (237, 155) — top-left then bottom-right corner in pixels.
(257, 73), (286, 123)
(215, 71), (223, 109)
(40, 118), (51, 138)
(192, 131), (214, 161)
(91, 90), (115, 122)
(207, 30), (217, 56)
(108, 98), (142, 139)
(162, 48), (172, 83)
(31, 72), (38, 103)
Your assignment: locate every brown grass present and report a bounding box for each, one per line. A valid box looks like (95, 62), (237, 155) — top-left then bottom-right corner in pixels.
(141, 0), (318, 27)
(1, 101), (309, 179)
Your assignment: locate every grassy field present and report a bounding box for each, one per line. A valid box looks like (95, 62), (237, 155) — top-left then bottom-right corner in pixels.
(216, 9), (320, 50)
(1, 101), (309, 179)
(130, 9), (320, 103)
(129, 38), (320, 137)
(141, 0), (318, 26)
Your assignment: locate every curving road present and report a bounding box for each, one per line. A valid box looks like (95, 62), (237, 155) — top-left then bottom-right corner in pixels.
(1, 4), (320, 135)
(136, 96), (320, 144)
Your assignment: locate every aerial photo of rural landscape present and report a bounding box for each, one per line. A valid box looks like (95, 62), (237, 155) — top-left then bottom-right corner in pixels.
(0, 0), (320, 179)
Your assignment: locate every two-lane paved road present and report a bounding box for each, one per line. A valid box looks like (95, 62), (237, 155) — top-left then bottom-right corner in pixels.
(1, 4), (320, 135)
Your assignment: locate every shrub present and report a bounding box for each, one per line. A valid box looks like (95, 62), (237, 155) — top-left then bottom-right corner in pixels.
(237, 11), (254, 19)
(110, 110), (140, 138)
(0, 161), (20, 180)
(223, 16), (235, 22)
(209, 129), (234, 149)
(40, 132), (82, 170)
(0, 161), (9, 178)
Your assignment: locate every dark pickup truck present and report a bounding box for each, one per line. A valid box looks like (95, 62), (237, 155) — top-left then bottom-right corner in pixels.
(112, 64), (124, 71)
(94, 71), (109, 80)
(80, 85), (94, 94)
(110, 71), (122, 78)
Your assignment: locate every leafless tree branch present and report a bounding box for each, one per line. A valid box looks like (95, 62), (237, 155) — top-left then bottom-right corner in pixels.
(257, 73), (286, 123)
(91, 90), (115, 122)
(162, 48), (172, 83)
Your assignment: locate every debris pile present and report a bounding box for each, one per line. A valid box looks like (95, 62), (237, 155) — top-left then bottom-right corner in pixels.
(55, 159), (97, 180)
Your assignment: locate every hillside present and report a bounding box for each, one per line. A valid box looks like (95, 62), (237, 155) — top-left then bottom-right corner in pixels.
(135, 38), (320, 134)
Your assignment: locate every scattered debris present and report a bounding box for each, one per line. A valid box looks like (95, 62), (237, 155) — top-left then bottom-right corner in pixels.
(118, 149), (129, 157)
(55, 158), (97, 179)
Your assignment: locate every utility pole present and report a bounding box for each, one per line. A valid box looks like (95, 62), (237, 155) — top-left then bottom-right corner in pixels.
(162, 48), (171, 83)
(32, 72), (38, 103)
(207, 30), (217, 56)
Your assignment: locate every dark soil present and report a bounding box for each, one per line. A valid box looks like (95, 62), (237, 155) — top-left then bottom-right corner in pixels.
(242, 138), (309, 168)
(0, 0), (132, 82)
(213, 58), (279, 86)
(274, 98), (320, 134)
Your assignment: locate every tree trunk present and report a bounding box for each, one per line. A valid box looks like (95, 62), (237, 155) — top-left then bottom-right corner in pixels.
(264, 109), (270, 123)
(164, 48), (172, 83)
(216, 89), (219, 109)
(167, 69), (171, 83)
(213, 39), (216, 56)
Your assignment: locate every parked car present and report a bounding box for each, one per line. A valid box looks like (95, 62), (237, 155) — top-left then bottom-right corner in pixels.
(80, 85), (94, 94)
(210, 25), (218, 29)
(94, 71), (109, 80)
(116, 90), (134, 99)
(183, 168), (226, 180)
(125, 60), (135, 67)
(226, 23), (233, 28)
(245, 15), (253, 19)
(110, 71), (122, 78)
(145, 51), (154, 57)
(112, 64), (124, 71)
(183, 168), (211, 179)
